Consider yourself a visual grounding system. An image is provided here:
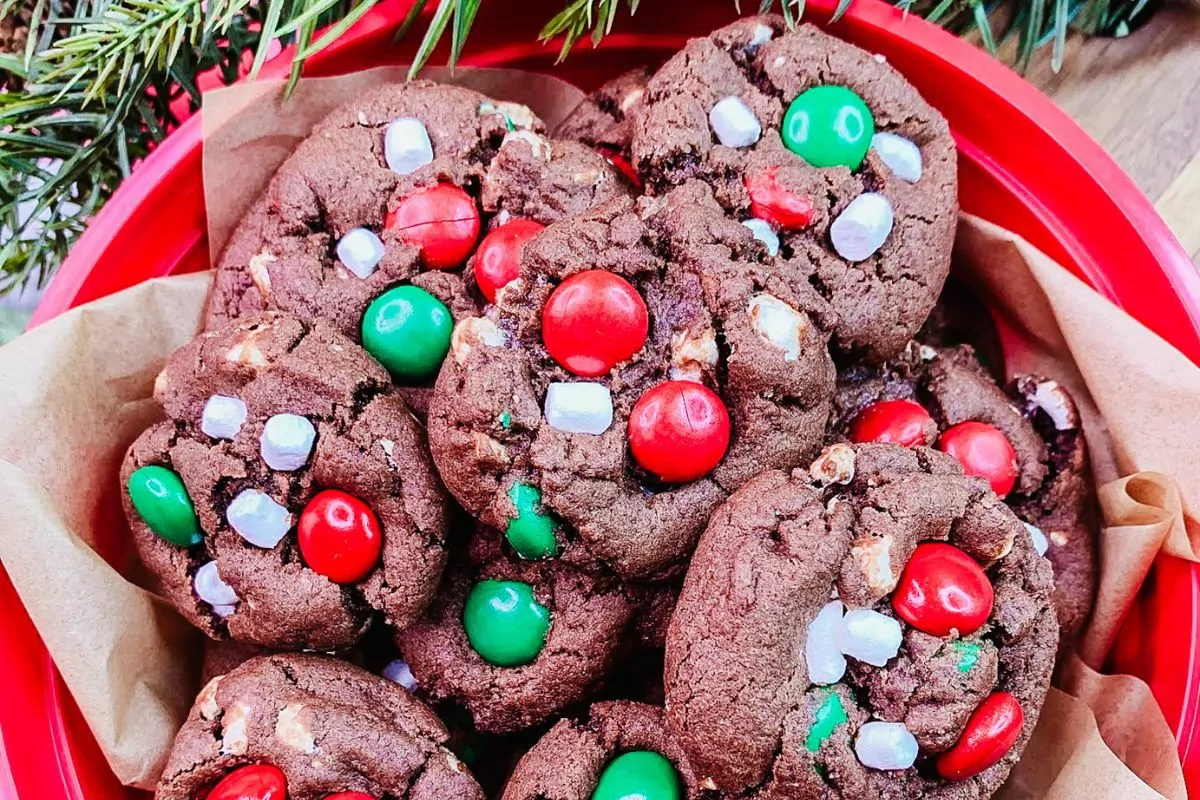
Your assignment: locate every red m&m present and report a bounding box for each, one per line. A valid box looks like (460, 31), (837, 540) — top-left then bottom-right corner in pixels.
(848, 399), (936, 447)
(298, 490), (383, 584)
(206, 764), (286, 800)
(744, 168), (815, 231)
(474, 219), (544, 302)
(892, 543), (993, 637)
(596, 146), (643, 189)
(937, 692), (1024, 780)
(385, 183), (480, 271)
(542, 270), (648, 377)
(937, 421), (1018, 498)
(629, 381), (731, 484)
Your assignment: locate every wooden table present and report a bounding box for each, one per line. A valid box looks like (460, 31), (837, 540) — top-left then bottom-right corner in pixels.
(1021, 1), (1200, 264)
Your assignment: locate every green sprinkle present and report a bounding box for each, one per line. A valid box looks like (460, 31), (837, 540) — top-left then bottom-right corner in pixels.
(805, 689), (848, 752)
(952, 641), (982, 673)
(499, 410), (512, 430)
(505, 482), (559, 559)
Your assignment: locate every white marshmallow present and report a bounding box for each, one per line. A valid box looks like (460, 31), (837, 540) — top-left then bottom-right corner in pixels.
(806, 600), (847, 685)
(382, 659), (419, 690)
(212, 604), (238, 618)
(544, 382), (613, 435)
(750, 24), (774, 46)
(709, 96), (761, 149)
(1032, 380), (1073, 430)
(1024, 521), (1050, 557)
(336, 228), (385, 279)
(840, 609), (902, 666)
(748, 294), (807, 361)
(742, 218), (780, 256)
(871, 133), (923, 183)
(385, 117), (434, 176)
(830, 193), (894, 262)
(260, 414), (316, 471)
(227, 489), (292, 548)
(201, 395), (247, 440)
(855, 721), (918, 770)
(194, 561), (239, 608)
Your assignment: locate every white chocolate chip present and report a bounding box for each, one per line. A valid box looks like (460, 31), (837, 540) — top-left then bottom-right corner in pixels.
(852, 534), (897, 596)
(1050, 530), (1070, 547)
(336, 228), (386, 279)
(503, 129), (552, 161)
(805, 600), (846, 685)
(772, 55), (787, 68)
(153, 369), (169, 396)
(1031, 380), (1075, 430)
(226, 337), (269, 368)
(700, 778), (718, 791)
(248, 250), (275, 297)
(226, 489), (292, 549)
(840, 609), (902, 666)
(197, 676), (223, 721)
(1023, 522), (1050, 556)
(871, 133), (922, 183)
(544, 382), (614, 435)
(809, 443), (856, 486)
(919, 345), (938, 361)
(444, 747), (466, 773)
(494, 209), (512, 227)
(260, 413), (317, 471)
(748, 294), (808, 360)
(855, 721), (918, 770)
(384, 117), (434, 176)
(194, 561), (239, 611)
(620, 87), (645, 113)
(378, 439), (398, 469)
(201, 395), (248, 440)
(276, 703), (317, 754)
(750, 24), (774, 45)
(742, 218), (780, 256)
(473, 433), (510, 465)
(451, 317), (507, 365)
(709, 96), (761, 149)
(669, 327), (719, 382)
(382, 659), (418, 690)
(220, 702), (252, 755)
(830, 193), (894, 262)
(873, 53), (888, 63)
(497, 102), (536, 129)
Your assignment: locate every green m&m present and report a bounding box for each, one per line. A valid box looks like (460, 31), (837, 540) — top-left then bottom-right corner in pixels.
(781, 86), (874, 170)
(463, 579), (550, 666)
(127, 465), (202, 547)
(361, 285), (453, 382)
(505, 482), (559, 559)
(592, 751), (682, 800)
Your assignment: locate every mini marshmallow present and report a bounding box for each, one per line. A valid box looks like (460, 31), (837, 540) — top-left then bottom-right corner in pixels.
(1024, 521), (1050, 557)
(742, 218), (780, 256)
(385, 117), (434, 176)
(194, 560), (239, 608)
(260, 414), (316, 471)
(212, 604), (237, 618)
(1032, 380), (1074, 430)
(871, 133), (923, 183)
(544, 382), (613, 435)
(227, 489), (292, 549)
(855, 721), (918, 770)
(709, 96), (762, 149)
(750, 24), (774, 46)
(336, 228), (385, 279)
(840, 608), (902, 666)
(831, 193), (894, 262)
(202, 395), (247, 440)
(748, 294), (807, 361)
(806, 600), (847, 685)
(382, 659), (419, 691)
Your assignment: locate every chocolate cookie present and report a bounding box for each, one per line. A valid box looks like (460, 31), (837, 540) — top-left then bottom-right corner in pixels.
(555, 68), (651, 185)
(664, 443), (1057, 798)
(158, 654), (484, 800)
(207, 80), (633, 417)
(831, 342), (1098, 644)
(501, 702), (700, 800)
(121, 313), (449, 650)
(631, 17), (957, 361)
(395, 529), (638, 733)
(427, 184), (836, 580)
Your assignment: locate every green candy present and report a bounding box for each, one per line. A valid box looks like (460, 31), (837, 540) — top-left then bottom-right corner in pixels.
(505, 482), (559, 559)
(361, 285), (453, 382)
(127, 466), (202, 547)
(781, 86), (874, 170)
(805, 688), (848, 752)
(591, 751), (682, 800)
(463, 579), (550, 666)
(951, 641), (982, 674)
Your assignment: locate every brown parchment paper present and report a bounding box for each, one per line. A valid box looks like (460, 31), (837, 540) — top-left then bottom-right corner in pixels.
(0, 68), (1198, 797)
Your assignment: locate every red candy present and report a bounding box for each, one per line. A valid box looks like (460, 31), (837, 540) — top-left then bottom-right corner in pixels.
(744, 168), (815, 231)
(206, 764), (287, 800)
(848, 399), (935, 447)
(937, 692), (1024, 780)
(385, 183), (480, 270)
(892, 543), (993, 637)
(542, 270), (648, 377)
(473, 219), (544, 302)
(298, 490), (383, 584)
(629, 381), (731, 483)
(596, 146), (643, 189)
(937, 421), (1018, 498)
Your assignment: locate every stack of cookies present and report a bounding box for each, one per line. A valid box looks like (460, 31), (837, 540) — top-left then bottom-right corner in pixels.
(121, 15), (1098, 800)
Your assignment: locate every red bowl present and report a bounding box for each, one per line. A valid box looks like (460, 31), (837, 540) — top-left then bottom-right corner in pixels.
(11, 1), (1200, 798)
